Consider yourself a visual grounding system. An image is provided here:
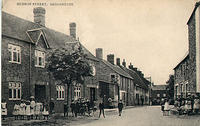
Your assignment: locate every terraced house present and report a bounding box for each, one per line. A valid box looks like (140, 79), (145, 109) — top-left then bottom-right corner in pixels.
(2, 7), (100, 115)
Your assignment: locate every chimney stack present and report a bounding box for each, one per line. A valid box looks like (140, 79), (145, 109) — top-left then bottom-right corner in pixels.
(69, 22), (76, 39)
(129, 63), (134, 70)
(96, 48), (103, 59)
(116, 58), (120, 66)
(122, 59), (126, 67)
(33, 7), (46, 26)
(107, 54), (114, 65)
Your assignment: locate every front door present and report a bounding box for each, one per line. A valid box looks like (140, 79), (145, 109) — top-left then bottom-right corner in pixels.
(90, 88), (95, 101)
(35, 85), (46, 102)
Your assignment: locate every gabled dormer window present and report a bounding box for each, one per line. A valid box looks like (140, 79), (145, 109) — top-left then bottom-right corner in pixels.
(8, 44), (21, 64)
(35, 50), (45, 68)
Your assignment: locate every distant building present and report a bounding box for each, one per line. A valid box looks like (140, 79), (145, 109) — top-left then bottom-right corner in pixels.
(151, 85), (167, 105)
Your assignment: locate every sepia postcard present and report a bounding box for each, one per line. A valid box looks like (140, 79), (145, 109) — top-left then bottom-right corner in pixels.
(1, 0), (200, 126)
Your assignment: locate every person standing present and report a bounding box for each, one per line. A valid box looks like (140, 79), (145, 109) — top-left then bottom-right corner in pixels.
(194, 98), (200, 114)
(13, 102), (20, 120)
(50, 98), (55, 114)
(98, 101), (105, 118)
(19, 100), (26, 120)
(164, 99), (170, 116)
(70, 100), (75, 117)
(42, 101), (49, 120)
(1, 99), (7, 120)
(160, 99), (165, 116)
(26, 101), (31, 120)
(64, 102), (68, 117)
(118, 100), (123, 116)
(30, 96), (36, 119)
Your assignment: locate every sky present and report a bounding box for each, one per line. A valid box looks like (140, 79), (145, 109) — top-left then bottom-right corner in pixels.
(2, 0), (197, 85)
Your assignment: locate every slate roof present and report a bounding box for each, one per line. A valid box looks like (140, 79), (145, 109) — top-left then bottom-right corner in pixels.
(2, 11), (98, 61)
(101, 60), (133, 79)
(121, 67), (149, 90)
(151, 85), (167, 91)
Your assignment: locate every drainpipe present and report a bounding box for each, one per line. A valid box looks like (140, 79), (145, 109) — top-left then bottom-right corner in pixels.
(29, 43), (32, 99)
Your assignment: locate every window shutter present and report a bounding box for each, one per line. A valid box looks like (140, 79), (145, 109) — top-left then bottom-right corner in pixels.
(34, 51), (37, 66)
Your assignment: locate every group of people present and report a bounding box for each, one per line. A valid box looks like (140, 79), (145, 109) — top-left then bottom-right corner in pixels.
(160, 96), (200, 116)
(66, 98), (98, 117)
(67, 98), (124, 118)
(1, 96), (49, 120)
(173, 96), (200, 115)
(2, 97), (124, 120)
(13, 97), (49, 120)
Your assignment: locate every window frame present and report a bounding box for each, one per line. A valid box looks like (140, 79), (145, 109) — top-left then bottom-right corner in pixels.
(74, 86), (81, 100)
(35, 50), (45, 68)
(8, 44), (21, 64)
(8, 82), (21, 100)
(56, 85), (65, 100)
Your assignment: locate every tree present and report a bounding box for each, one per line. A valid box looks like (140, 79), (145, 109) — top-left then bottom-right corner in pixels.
(166, 75), (174, 100)
(47, 43), (92, 106)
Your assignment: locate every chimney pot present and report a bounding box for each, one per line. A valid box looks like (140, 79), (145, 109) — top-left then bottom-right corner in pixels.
(122, 59), (126, 67)
(116, 58), (120, 66)
(33, 7), (46, 26)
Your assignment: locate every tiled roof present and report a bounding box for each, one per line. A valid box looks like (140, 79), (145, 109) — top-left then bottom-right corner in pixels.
(151, 85), (167, 91)
(121, 67), (149, 90)
(2, 11), (98, 61)
(101, 60), (133, 79)
(173, 52), (189, 70)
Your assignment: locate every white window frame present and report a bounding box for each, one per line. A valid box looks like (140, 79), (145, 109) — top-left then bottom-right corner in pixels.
(56, 85), (65, 100)
(9, 82), (21, 100)
(35, 50), (45, 68)
(74, 86), (81, 100)
(8, 44), (21, 64)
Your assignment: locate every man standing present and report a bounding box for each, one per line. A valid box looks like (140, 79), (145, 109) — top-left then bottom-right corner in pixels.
(118, 100), (123, 116)
(64, 102), (68, 117)
(99, 101), (105, 118)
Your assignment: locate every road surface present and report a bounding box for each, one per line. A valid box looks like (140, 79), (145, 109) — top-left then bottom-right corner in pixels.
(70, 106), (200, 126)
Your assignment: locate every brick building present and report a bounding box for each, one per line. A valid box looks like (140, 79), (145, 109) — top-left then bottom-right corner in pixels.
(95, 50), (134, 107)
(151, 85), (167, 105)
(1, 7), (101, 115)
(173, 53), (189, 99)
(187, 2), (200, 95)
(121, 63), (149, 105)
(174, 2), (200, 99)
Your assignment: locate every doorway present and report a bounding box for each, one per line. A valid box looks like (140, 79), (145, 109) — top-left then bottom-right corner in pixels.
(90, 88), (96, 101)
(35, 85), (46, 102)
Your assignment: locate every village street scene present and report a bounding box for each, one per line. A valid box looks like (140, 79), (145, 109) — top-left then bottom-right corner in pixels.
(1, 0), (200, 126)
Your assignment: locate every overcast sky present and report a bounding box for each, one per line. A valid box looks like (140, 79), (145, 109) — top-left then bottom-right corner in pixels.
(2, 0), (197, 85)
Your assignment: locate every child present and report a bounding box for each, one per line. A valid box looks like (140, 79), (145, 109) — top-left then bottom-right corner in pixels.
(164, 99), (170, 116)
(13, 103), (20, 120)
(1, 99), (7, 120)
